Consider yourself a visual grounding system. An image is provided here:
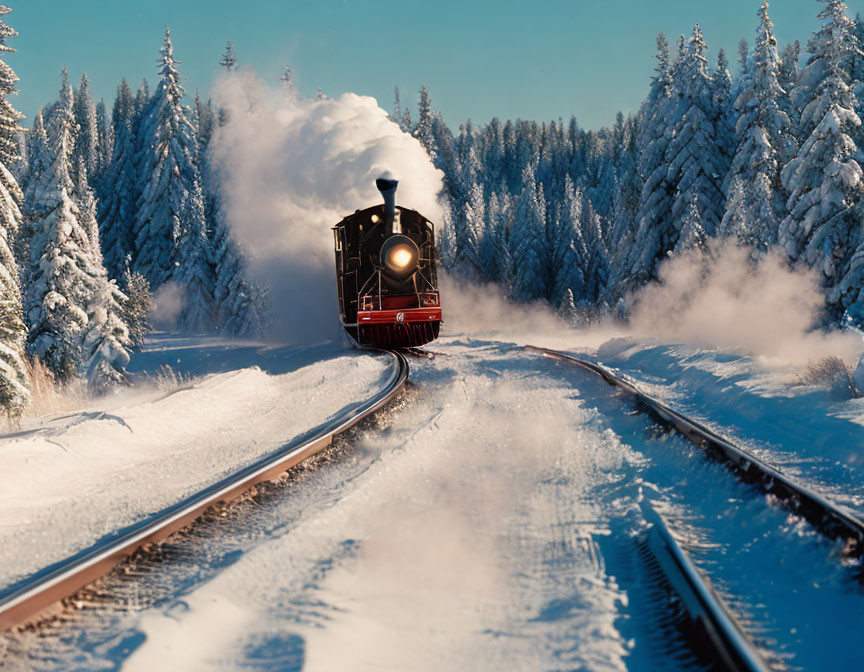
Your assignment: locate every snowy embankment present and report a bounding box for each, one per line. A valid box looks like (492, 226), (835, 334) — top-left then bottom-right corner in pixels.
(0, 335), (391, 590)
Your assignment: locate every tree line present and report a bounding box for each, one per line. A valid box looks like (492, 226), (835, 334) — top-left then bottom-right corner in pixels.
(410, 0), (864, 329)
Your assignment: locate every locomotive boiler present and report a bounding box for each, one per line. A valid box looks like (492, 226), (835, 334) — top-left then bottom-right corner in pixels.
(333, 177), (442, 348)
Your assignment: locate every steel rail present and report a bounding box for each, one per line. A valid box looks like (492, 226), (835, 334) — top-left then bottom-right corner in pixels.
(641, 500), (772, 672)
(527, 345), (864, 557)
(0, 349), (409, 632)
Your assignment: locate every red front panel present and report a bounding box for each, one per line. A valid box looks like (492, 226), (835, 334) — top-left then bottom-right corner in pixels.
(357, 307), (442, 326)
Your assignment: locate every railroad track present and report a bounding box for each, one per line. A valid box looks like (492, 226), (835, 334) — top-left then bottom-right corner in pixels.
(0, 349), (409, 632)
(527, 345), (864, 558)
(640, 499), (772, 672)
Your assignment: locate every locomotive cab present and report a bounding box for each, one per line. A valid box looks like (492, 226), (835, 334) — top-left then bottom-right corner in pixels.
(333, 178), (442, 348)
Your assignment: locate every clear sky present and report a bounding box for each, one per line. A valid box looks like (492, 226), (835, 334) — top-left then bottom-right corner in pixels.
(6, 0), (864, 131)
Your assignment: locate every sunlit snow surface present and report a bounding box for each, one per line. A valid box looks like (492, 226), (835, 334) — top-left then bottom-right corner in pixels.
(2, 333), (864, 671)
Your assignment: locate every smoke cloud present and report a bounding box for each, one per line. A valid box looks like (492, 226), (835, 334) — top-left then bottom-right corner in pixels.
(149, 282), (186, 330)
(209, 72), (445, 343)
(626, 240), (862, 366)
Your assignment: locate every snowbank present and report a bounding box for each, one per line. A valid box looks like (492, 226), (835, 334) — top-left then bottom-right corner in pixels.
(0, 337), (392, 589)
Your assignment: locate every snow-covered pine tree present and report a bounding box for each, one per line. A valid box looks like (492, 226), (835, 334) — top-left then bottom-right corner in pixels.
(550, 175), (587, 307)
(95, 98), (113, 179)
(73, 73), (99, 180)
(606, 116), (641, 301)
(98, 79), (137, 280)
(675, 195), (708, 253)
(509, 163), (548, 303)
(211, 214), (266, 337)
(121, 267), (152, 350)
(557, 288), (581, 326)
(581, 195), (610, 303)
(722, 1), (793, 251)
(133, 27), (199, 289)
(779, 0), (864, 320)
(452, 181), (484, 279)
(219, 41), (237, 72)
(25, 70), (99, 380)
(664, 25), (730, 241)
(81, 276), (131, 392)
(628, 33), (675, 288)
(479, 191), (505, 282)
(71, 156), (100, 255)
(172, 178), (214, 332)
(413, 85), (436, 158)
(713, 48), (736, 163)
(0, 4), (29, 414)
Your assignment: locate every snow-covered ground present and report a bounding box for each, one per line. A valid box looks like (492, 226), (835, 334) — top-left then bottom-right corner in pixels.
(0, 334), (393, 590)
(3, 331), (863, 671)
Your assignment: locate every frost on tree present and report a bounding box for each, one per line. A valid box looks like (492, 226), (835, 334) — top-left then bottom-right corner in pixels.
(779, 0), (864, 320)
(98, 79), (137, 280)
(0, 3), (29, 414)
(550, 176), (587, 307)
(134, 27), (199, 290)
(173, 178), (214, 332)
(25, 70), (98, 380)
(509, 163), (549, 303)
(722, 1), (793, 251)
(73, 73), (100, 180)
(220, 41), (237, 72)
(664, 26), (730, 245)
(628, 33), (675, 289)
(452, 182), (484, 280)
(82, 276), (131, 393)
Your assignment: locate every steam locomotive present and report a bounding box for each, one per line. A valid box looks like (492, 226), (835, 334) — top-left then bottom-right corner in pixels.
(333, 178), (442, 348)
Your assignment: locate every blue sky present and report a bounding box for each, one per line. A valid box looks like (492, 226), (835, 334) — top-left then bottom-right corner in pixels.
(7, 0), (864, 131)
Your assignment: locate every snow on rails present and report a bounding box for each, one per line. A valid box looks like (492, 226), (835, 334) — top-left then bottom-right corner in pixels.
(0, 350), (409, 633)
(527, 345), (864, 558)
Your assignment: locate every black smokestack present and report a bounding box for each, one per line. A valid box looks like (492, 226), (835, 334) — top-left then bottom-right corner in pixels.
(376, 177), (398, 230)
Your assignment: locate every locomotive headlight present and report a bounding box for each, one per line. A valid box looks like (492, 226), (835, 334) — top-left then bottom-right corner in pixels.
(390, 247), (414, 269)
(380, 234), (420, 280)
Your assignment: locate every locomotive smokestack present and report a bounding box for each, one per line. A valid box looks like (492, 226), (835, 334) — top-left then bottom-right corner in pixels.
(376, 177), (398, 232)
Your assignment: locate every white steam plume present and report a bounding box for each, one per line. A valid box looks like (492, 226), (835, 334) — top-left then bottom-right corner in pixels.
(626, 240), (862, 366)
(210, 72), (444, 343)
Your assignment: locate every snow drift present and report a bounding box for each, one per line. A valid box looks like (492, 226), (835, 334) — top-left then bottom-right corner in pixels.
(209, 72), (445, 343)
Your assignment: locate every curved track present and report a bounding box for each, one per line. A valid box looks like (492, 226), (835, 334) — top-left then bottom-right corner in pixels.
(0, 349), (409, 632)
(640, 500), (771, 672)
(527, 345), (864, 558)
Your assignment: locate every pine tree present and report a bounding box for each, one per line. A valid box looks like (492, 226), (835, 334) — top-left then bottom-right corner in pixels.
(628, 33), (675, 287)
(509, 163), (548, 303)
(172, 178), (214, 332)
(665, 25), (730, 240)
(220, 41), (237, 72)
(73, 73), (99, 179)
(0, 4), (29, 414)
(25, 70), (98, 380)
(581, 196), (610, 302)
(551, 176), (587, 306)
(675, 195), (708, 253)
(413, 85), (435, 157)
(211, 214), (266, 337)
(779, 0), (864, 320)
(133, 27), (199, 289)
(452, 181), (484, 279)
(95, 98), (113, 178)
(722, 1), (793, 250)
(81, 277), (131, 392)
(479, 191), (505, 282)
(98, 79), (137, 280)
(557, 288), (581, 326)
(121, 267), (152, 350)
